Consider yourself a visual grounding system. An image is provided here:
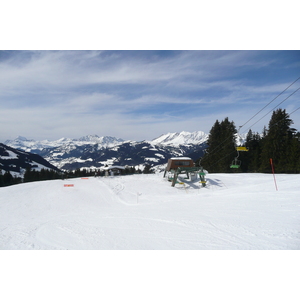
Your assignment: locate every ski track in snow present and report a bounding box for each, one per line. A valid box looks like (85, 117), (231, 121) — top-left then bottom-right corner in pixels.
(0, 173), (299, 250)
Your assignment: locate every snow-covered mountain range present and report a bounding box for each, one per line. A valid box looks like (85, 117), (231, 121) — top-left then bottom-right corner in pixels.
(4, 131), (208, 171)
(5, 135), (125, 152)
(5, 132), (207, 151)
(151, 131), (207, 145)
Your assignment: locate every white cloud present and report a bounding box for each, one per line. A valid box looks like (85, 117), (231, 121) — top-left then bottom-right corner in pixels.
(1, 50), (300, 142)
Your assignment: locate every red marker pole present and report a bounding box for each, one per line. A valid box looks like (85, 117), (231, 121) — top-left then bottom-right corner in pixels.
(270, 158), (278, 191)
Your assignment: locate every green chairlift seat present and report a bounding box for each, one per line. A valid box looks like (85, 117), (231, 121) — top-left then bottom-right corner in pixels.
(230, 159), (241, 168)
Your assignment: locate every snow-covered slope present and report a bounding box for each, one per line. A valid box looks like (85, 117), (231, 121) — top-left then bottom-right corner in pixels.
(0, 172), (299, 250)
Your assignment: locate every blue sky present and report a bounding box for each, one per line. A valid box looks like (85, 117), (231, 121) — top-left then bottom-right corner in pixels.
(1, 50), (300, 142)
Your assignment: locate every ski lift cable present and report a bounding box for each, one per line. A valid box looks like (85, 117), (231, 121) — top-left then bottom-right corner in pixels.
(203, 118), (248, 158)
(261, 105), (300, 133)
(201, 77), (300, 171)
(240, 76), (300, 130)
(205, 147), (241, 171)
(242, 86), (300, 134)
(289, 106), (300, 115)
(206, 105), (300, 171)
(205, 77), (300, 157)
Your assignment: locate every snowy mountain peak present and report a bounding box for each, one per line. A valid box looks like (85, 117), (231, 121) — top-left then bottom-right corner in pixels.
(151, 131), (208, 145)
(5, 136), (34, 144)
(16, 136), (31, 141)
(99, 136), (124, 144)
(78, 135), (100, 142)
(57, 137), (72, 143)
(75, 135), (124, 147)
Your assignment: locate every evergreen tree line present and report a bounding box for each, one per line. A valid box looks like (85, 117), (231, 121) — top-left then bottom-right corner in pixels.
(0, 171), (22, 187)
(23, 168), (63, 183)
(0, 164), (154, 188)
(199, 109), (300, 173)
(0, 168), (63, 187)
(67, 164), (153, 178)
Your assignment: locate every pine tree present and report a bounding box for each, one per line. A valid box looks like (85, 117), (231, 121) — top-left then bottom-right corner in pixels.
(0, 170), (3, 187)
(259, 109), (295, 173)
(242, 129), (262, 172)
(286, 131), (300, 173)
(24, 168), (32, 182)
(220, 117), (238, 172)
(3, 171), (13, 186)
(143, 164), (152, 174)
(202, 117), (237, 172)
(201, 120), (221, 172)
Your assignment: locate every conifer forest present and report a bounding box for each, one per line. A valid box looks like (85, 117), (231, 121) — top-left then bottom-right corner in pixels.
(200, 108), (300, 173)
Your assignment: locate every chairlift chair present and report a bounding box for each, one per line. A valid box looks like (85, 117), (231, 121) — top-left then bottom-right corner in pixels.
(230, 150), (241, 168)
(231, 126), (249, 168)
(230, 158), (241, 168)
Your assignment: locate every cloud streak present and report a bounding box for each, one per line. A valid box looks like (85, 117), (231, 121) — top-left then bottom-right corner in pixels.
(1, 50), (300, 142)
